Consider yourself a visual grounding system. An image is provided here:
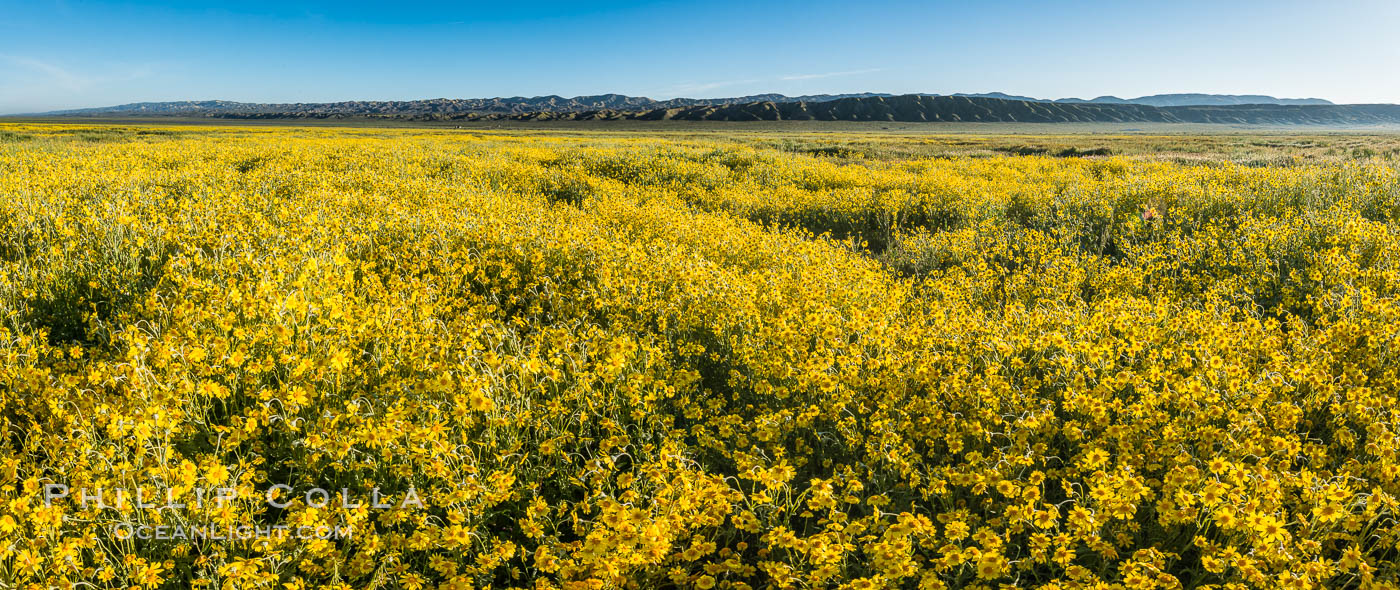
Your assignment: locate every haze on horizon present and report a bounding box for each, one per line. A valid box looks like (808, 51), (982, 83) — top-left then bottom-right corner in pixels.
(2, 0), (1398, 115)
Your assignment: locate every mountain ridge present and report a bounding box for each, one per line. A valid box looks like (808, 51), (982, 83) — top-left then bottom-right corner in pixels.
(20, 94), (1399, 126)
(471, 96), (1400, 125)
(29, 92), (1340, 117)
(952, 92), (1333, 106)
(32, 93), (896, 117)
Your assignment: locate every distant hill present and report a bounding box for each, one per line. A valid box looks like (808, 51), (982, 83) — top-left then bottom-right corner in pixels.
(955, 93), (1332, 106)
(36, 93), (895, 117)
(25, 94), (1397, 126)
(1126, 94), (1333, 107)
(458, 96), (1400, 125)
(31, 92), (1332, 119)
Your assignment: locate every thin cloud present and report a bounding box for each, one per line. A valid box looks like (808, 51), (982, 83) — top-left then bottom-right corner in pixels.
(650, 78), (761, 98)
(1, 55), (90, 91)
(1, 55), (160, 89)
(0, 56), (165, 114)
(641, 67), (891, 99)
(779, 68), (884, 81)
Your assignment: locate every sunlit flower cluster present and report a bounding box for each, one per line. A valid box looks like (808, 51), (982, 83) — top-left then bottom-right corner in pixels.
(1, 123), (1399, 589)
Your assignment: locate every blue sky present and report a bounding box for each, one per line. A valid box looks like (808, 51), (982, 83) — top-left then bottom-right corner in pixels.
(2, 0), (1398, 114)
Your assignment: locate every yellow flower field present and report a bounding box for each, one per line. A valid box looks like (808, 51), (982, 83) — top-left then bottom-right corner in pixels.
(2, 123), (1400, 589)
